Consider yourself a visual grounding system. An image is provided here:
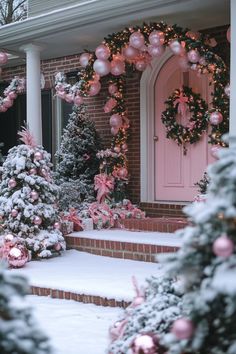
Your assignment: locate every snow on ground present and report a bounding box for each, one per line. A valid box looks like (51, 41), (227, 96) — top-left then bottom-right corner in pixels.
(71, 229), (182, 247)
(11, 250), (163, 301)
(28, 295), (123, 354)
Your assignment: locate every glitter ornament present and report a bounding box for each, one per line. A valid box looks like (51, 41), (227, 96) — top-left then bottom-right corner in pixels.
(7, 244), (28, 268)
(54, 222), (61, 230)
(34, 216), (42, 225)
(129, 31), (145, 49)
(34, 151), (43, 161)
(131, 333), (158, 354)
(8, 178), (17, 188)
(209, 111), (223, 125)
(11, 209), (18, 218)
(149, 30), (165, 46)
(213, 235), (234, 258)
(172, 318), (194, 340)
(30, 190), (39, 201)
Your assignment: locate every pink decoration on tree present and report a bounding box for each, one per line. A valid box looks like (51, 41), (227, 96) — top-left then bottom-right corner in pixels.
(104, 98), (117, 113)
(209, 111), (223, 125)
(7, 244), (29, 268)
(34, 216), (42, 225)
(110, 59), (125, 76)
(147, 44), (164, 57)
(108, 83), (118, 95)
(11, 209), (18, 218)
(109, 319), (128, 343)
(8, 178), (17, 189)
(171, 318), (194, 340)
(131, 333), (159, 354)
(110, 114), (122, 128)
(129, 31), (145, 49)
(111, 127), (119, 136)
(18, 127), (37, 147)
(174, 90), (189, 119)
(34, 151), (43, 161)
(79, 53), (91, 67)
(213, 235), (234, 258)
(94, 174), (114, 203)
(93, 59), (111, 77)
(169, 40), (185, 55)
(149, 30), (165, 46)
(74, 95), (84, 106)
(122, 45), (139, 60)
(95, 44), (111, 60)
(89, 81), (101, 96)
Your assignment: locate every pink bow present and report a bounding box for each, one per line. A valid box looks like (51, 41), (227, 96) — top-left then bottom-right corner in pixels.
(63, 208), (82, 229)
(174, 91), (189, 119)
(94, 174), (114, 204)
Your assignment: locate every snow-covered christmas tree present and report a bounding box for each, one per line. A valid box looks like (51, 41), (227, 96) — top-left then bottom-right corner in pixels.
(0, 128), (66, 259)
(0, 265), (53, 353)
(109, 137), (236, 354)
(55, 104), (102, 211)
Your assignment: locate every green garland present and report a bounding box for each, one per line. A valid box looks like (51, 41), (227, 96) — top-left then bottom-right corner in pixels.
(161, 86), (209, 147)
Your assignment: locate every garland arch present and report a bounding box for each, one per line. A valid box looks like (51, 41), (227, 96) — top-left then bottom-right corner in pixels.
(0, 77), (25, 113)
(55, 22), (229, 196)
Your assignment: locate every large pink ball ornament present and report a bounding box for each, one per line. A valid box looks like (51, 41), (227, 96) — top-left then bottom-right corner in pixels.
(93, 59), (111, 77)
(0, 52), (8, 65)
(171, 318), (194, 340)
(111, 127), (119, 136)
(74, 95), (84, 105)
(8, 91), (17, 100)
(29, 168), (37, 175)
(8, 178), (17, 189)
(0, 105), (7, 112)
(11, 209), (18, 218)
(187, 49), (200, 63)
(224, 84), (230, 97)
(7, 245), (28, 268)
(57, 91), (66, 99)
(88, 81), (101, 96)
(3, 97), (13, 108)
(169, 40), (185, 55)
(213, 235), (234, 258)
(110, 114), (122, 128)
(34, 216), (42, 225)
(30, 190), (39, 201)
(129, 31), (145, 49)
(122, 45), (139, 60)
(135, 59), (147, 71)
(34, 151), (43, 161)
(227, 26), (230, 42)
(54, 243), (62, 251)
(209, 111), (223, 125)
(149, 30), (165, 46)
(95, 44), (111, 60)
(54, 222), (61, 230)
(147, 44), (164, 58)
(79, 53), (90, 67)
(110, 59), (125, 76)
(65, 93), (74, 103)
(131, 333), (158, 354)
(117, 167), (128, 179)
(108, 83), (118, 95)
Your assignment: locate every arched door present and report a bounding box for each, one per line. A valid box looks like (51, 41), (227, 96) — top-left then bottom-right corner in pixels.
(154, 55), (214, 202)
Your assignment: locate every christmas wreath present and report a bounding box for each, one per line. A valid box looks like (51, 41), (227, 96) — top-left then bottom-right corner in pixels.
(161, 86), (209, 148)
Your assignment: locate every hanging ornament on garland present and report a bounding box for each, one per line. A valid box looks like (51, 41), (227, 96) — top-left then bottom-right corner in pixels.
(0, 76), (25, 113)
(161, 86), (209, 153)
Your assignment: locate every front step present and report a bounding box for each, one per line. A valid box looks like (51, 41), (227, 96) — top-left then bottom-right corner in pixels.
(66, 229), (182, 263)
(117, 217), (188, 232)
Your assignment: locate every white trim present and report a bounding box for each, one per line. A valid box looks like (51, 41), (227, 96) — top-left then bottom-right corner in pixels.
(230, 0), (236, 144)
(140, 49), (173, 203)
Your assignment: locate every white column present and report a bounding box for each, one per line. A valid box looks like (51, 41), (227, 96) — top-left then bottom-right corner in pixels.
(20, 44), (43, 145)
(230, 0), (236, 144)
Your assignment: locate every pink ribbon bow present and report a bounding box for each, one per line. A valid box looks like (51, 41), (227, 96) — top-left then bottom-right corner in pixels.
(174, 91), (189, 119)
(94, 174), (114, 204)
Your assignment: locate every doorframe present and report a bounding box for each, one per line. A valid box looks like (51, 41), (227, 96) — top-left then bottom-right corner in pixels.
(140, 49), (173, 203)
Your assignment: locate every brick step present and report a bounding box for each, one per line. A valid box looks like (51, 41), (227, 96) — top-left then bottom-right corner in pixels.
(117, 217), (188, 232)
(31, 286), (130, 308)
(65, 230), (181, 263)
(140, 203), (187, 218)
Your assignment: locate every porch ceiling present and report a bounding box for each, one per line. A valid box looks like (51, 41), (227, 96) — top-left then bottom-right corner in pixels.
(0, 0), (230, 67)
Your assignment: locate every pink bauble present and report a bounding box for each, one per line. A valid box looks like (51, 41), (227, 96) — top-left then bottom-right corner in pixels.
(227, 26), (230, 42)
(0, 105), (8, 112)
(147, 44), (164, 57)
(54, 243), (62, 251)
(93, 73), (100, 83)
(178, 56), (190, 71)
(34, 216), (42, 225)
(104, 98), (117, 113)
(169, 40), (185, 55)
(54, 222), (61, 230)
(74, 95), (84, 105)
(79, 53), (90, 67)
(213, 235), (234, 258)
(3, 97), (13, 108)
(122, 45), (139, 60)
(65, 93), (74, 103)
(224, 84), (230, 97)
(111, 127), (119, 136)
(95, 44), (111, 60)
(149, 30), (165, 46)
(8, 91), (17, 100)
(209, 111), (223, 125)
(110, 114), (122, 128)
(110, 59), (125, 76)
(11, 209), (18, 218)
(122, 143), (128, 151)
(135, 59), (147, 71)
(211, 145), (220, 159)
(129, 31), (145, 49)
(108, 83), (118, 95)
(112, 53), (125, 62)
(8, 178), (17, 188)
(93, 59), (111, 77)
(5, 233), (14, 242)
(131, 334), (158, 354)
(187, 49), (200, 63)
(117, 167), (128, 179)
(132, 295), (145, 307)
(113, 146), (120, 153)
(0, 52), (8, 65)
(29, 168), (37, 175)
(57, 91), (66, 99)
(7, 245), (28, 268)
(89, 81), (101, 96)
(172, 318), (194, 340)
(30, 190), (39, 200)
(34, 151), (43, 161)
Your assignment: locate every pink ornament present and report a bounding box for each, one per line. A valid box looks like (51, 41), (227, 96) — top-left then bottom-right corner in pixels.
(113, 146), (120, 153)
(8, 178), (17, 189)
(3, 97), (13, 108)
(0, 52), (8, 65)
(211, 145), (220, 159)
(93, 59), (111, 77)
(34, 151), (43, 161)
(54, 222), (61, 230)
(135, 59), (147, 71)
(122, 45), (139, 60)
(172, 318), (194, 340)
(30, 190), (39, 201)
(147, 44), (164, 57)
(111, 127), (119, 136)
(122, 143), (128, 151)
(11, 209), (18, 218)
(0, 105), (7, 112)
(169, 40), (185, 55)
(65, 93), (74, 103)
(57, 91), (66, 99)
(112, 53), (125, 62)
(129, 31), (145, 49)
(224, 84), (230, 97)
(88, 81), (101, 96)
(209, 111), (223, 125)
(29, 168), (37, 175)
(79, 53), (90, 67)
(187, 49), (200, 63)
(5, 233), (14, 242)
(8, 91), (17, 100)
(93, 73), (100, 83)
(95, 44), (111, 60)
(110, 114), (122, 128)
(108, 83), (118, 95)
(74, 95), (84, 105)
(109, 319), (128, 342)
(7, 244), (28, 268)
(110, 59), (125, 76)
(117, 167), (128, 179)
(34, 216), (42, 225)
(104, 98), (117, 113)
(213, 235), (234, 258)
(149, 30), (165, 46)
(54, 243), (62, 251)
(131, 333), (158, 354)
(227, 26), (230, 42)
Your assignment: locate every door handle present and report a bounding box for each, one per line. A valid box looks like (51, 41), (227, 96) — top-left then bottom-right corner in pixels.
(153, 136), (159, 141)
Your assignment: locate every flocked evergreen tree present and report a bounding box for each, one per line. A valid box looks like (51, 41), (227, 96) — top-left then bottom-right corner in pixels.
(109, 138), (236, 354)
(0, 265), (53, 353)
(0, 128), (66, 258)
(55, 104), (102, 211)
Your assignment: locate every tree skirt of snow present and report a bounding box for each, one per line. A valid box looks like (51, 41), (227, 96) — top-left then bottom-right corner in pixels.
(70, 229), (182, 247)
(11, 250), (163, 302)
(27, 295), (123, 354)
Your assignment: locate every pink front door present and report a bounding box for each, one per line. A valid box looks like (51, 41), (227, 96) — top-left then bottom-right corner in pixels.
(154, 55), (214, 202)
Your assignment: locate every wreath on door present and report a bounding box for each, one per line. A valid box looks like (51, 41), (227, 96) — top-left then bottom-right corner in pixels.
(161, 86), (209, 147)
